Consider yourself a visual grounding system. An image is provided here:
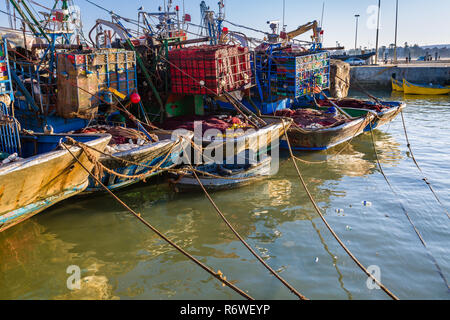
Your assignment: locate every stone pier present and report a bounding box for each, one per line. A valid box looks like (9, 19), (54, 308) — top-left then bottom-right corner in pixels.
(350, 60), (450, 88)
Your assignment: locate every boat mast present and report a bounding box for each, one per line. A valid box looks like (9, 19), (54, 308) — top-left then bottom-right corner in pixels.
(5, 0), (13, 29)
(8, 0), (51, 42)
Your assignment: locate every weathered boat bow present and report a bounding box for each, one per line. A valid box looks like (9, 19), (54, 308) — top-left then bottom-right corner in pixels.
(0, 133), (111, 232)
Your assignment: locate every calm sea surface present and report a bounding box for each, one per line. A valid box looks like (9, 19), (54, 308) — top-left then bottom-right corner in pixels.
(1, 90), (449, 300)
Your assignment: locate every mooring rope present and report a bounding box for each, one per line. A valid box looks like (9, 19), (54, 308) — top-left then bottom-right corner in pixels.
(60, 140), (254, 300)
(334, 73), (448, 219)
(368, 122), (450, 290)
(78, 138), (270, 182)
(282, 121), (400, 300)
(183, 150), (309, 300)
(400, 110), (450, 219)
(334, 73), (449, 220)
(306, 212), (353, 299)
(65, 136), (179, 183)
(64, 135), (308, 299)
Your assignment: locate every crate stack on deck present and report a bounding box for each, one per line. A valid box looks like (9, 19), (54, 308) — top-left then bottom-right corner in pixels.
(255, 50), (330, 100)
(274, 51), (330, 98)
(56, 49), (137, 118)
(168, 45), (252, 96)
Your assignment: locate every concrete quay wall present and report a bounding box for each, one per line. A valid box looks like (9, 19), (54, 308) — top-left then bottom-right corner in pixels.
(350, 64), (450, 88)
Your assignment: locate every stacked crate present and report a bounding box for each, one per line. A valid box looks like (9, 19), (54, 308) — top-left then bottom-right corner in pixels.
(274, 51), (330, 98)
(168, 45), (252, 95)
(56, 49), (137, 118)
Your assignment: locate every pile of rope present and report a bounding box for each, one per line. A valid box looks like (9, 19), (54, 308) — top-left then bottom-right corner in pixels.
(64, 136), (177, 184)
(0, 94), (12, 107)
(64, 137), (104, 184)
(81, 126), (158, 145)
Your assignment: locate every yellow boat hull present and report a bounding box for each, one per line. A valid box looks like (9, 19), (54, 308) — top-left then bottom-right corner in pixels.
(391, 78), (403, 92)
(403, 79), (450, 95)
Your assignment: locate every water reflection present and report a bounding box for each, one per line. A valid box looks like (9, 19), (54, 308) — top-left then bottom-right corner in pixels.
(0, 219), (123, 299)
(307, 215), (352, 299)
(391, 91), (450, 104)
(0, 115), (406, 300)
(293, 130), (402, 177)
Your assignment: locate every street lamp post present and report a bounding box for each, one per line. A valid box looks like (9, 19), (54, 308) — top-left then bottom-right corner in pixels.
(354, 14), (360, 53)
(375, 0), (381, 64)
(394, 0), (399, 63)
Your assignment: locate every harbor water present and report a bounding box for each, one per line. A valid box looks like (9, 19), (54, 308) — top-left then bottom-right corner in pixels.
(1, 90), (449, 300)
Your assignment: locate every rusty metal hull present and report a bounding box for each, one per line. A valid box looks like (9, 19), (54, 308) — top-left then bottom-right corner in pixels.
(0, 134), (111, 232)
(281, 115), (374, 151)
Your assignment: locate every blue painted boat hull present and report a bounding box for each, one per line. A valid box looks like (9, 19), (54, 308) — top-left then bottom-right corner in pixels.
(14, 100), (90, 133)
(84, 133), (193, 193)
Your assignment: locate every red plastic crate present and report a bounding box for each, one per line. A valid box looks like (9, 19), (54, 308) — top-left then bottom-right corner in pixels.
(168, 45), (252, 95)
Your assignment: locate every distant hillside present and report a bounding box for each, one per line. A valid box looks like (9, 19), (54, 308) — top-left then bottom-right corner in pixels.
(421, 44), (450, 49)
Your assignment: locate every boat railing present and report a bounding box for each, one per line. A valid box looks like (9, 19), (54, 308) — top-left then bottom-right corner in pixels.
(0, 101), (21, 156)
(9, 59), (57, 115)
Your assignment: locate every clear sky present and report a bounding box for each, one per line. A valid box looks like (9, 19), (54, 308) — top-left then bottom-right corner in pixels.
(1, 0), (449, 49)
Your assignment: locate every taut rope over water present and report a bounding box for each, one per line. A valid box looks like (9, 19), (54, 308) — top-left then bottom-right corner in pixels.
(61, 138), (254, 300)
(399, 111), (450, 220)
(369, 122), (450, 291)
(282, 121), (400, 300)
(183, 154), (309, 300)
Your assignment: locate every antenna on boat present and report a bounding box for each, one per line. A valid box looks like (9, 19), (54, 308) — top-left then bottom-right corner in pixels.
(282, 0), (286, 32)
(320, 1), (325, 28)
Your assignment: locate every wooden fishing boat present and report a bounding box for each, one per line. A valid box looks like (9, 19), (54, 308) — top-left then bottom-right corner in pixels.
(392, 77), (403, 92)
(403, 79), (450, 95)
(277, 108), (374, 151)
(201, 116), (293, 158)
(315, 98), (406, 131)
(171, 156), (273, 191)
(0, 133), (111, 233)
(83, 129), (193, 193)
(161, 114), (293, 164)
